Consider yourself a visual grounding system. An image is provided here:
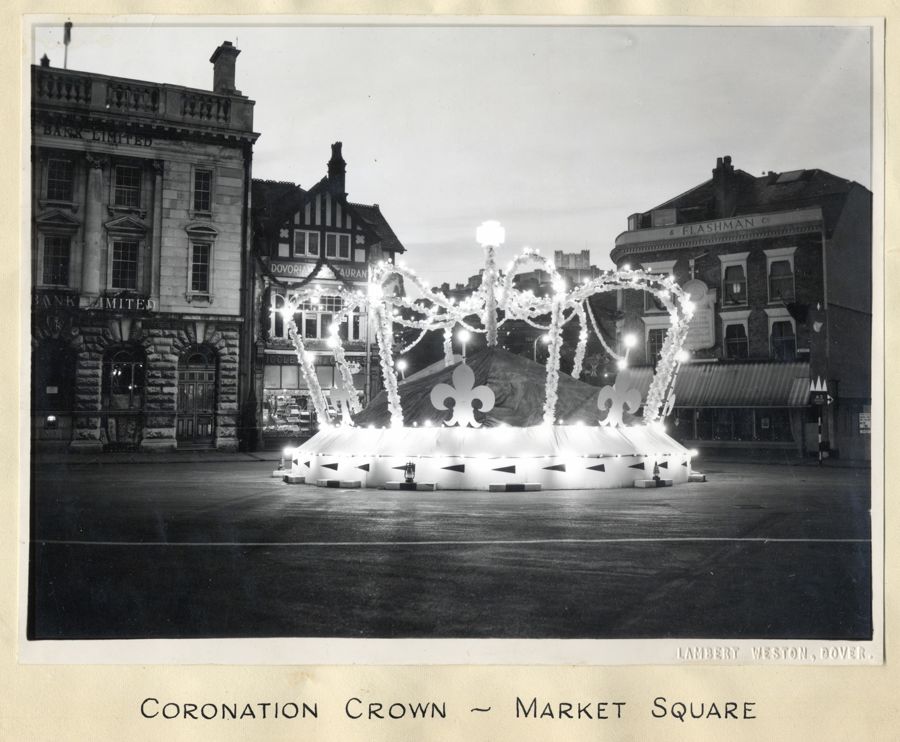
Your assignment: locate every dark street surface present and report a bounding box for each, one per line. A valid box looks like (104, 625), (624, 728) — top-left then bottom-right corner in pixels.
(28, 459), (872, 640)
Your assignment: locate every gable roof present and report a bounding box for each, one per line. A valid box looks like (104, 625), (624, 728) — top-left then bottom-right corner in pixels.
(350, 202), (405, 254)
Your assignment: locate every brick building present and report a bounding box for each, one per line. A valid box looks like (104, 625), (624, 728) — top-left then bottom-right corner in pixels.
(250, 143), (405, 449)
(30, 42), (258, 451)
(611, 156), (871, 460)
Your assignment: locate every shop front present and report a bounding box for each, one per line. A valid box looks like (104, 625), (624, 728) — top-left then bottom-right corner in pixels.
(260, 350), (367, 449)
(618, 361), (812, 456)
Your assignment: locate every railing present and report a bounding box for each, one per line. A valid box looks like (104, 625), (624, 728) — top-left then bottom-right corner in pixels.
(33, 69), (92, 105)
(181, 92), (231, 123)
(105, 82), (160, 113)
(33, 66), (252, 133)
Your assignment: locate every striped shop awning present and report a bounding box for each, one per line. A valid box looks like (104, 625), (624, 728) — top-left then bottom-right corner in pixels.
(616, 361), (811, 408)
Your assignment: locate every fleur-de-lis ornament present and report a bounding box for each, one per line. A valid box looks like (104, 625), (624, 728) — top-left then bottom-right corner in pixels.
(430, 363), (495, 428)
(597, 383), (642, 427)
(330, 382), (356, 426)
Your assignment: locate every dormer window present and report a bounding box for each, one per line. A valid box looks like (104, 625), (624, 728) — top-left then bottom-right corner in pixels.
(650, 208), (677, 227)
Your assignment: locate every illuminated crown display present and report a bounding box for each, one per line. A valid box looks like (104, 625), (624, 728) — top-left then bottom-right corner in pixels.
(279, 221), (695, 429)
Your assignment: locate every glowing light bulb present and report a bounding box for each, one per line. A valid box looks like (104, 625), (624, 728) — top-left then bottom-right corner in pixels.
(623, 333), (637, 349)
(476, 221), (506, 247)
(457, 329), (471, 344)
(676, 349), (690, 363)
(368, 283), (383, 300)
(552, 276), (567, 294)
(622, 263), (631, 271)
(616, 359), (628, 370)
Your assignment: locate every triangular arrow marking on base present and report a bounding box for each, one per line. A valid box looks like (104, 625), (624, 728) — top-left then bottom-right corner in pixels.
(442, 464), (465, 473)
(357, 464), (370, 472)
(629, 462), (646, 470)
(323, 462), (339, 471)
(393, 465), (408, 471)
(302, 461), (310, 468)
(493, 465), (516, 474)
(658, 461), (669, 469)
(543, 464), (566, 472)
(587, 464), (606, 472)
(682, 460), (689, 467)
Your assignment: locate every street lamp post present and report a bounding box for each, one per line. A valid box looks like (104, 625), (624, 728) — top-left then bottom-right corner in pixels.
(396, 358), (408, 380)
(457, 328), (471, 362)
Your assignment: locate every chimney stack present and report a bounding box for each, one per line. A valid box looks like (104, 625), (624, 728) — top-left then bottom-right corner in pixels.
(40, 54), (50, 67)
(210, 41), (241, 95)
(328, 142), (347, 197)
(712, 155), (736, 217)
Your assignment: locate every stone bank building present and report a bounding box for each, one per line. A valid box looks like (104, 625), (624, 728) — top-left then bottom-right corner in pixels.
(612, 156), (872, 460)
(30, 42), (258, 451)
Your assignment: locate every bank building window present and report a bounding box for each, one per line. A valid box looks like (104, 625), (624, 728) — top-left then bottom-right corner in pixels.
(113, 164), (142, 208)
(111, 239), (139, 290)
(191, 243), (211, 294)
(193, 168), (213, 213)
(724, 323), (749, 360)
(294, 230), (320, 258)
(46, 158), (74, 202)
(102, 347), (145, 410)
(41, 235), (71, 286)
(771, 320), (797, 361)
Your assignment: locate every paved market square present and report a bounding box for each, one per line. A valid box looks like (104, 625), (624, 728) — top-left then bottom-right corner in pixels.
(28, 458), (872, 640)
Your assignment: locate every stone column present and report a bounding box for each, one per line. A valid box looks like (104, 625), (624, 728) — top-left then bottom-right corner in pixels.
(81, 156), (106, 297)
(150, 160), (163, 301)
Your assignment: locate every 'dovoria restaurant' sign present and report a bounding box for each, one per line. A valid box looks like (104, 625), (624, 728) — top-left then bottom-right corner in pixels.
(268, 260), (370, 283)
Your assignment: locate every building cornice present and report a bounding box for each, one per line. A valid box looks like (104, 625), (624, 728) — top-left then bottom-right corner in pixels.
(611, 207), (823, 264)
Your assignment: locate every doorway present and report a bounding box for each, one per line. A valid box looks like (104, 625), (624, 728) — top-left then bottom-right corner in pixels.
(176, 345), (217, 446)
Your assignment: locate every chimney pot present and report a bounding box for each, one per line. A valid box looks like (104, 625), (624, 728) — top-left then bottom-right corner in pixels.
(40, 53), (50, 67)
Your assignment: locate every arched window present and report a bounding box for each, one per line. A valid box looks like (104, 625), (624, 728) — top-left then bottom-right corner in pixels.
(102, 346), (145, 410)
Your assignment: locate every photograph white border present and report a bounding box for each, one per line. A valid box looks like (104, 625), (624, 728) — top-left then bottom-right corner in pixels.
(17, 13), (885, 668)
